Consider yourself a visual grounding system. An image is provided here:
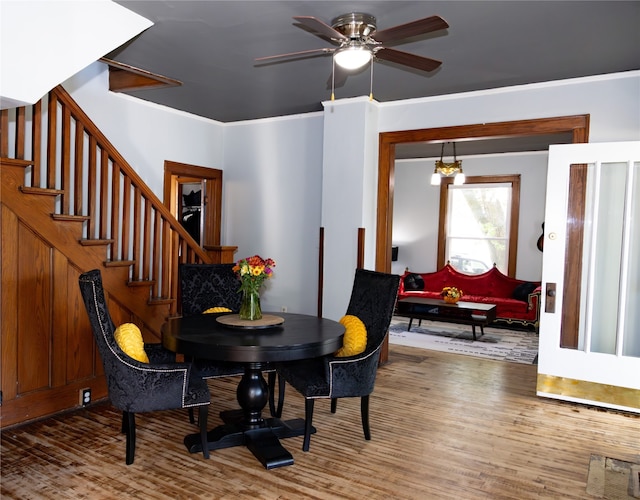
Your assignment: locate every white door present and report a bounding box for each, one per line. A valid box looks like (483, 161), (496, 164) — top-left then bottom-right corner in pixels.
(537, 141), (640, 413)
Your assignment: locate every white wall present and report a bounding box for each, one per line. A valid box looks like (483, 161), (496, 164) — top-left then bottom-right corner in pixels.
(223, 115), (324, 315)
(378, 72), (640, 138)
(60, 66), (640, 321)
(63, 62), (225, 197)
(392, 152), (548, 282)
(320, 97), (380, 319)
(318, 72), (639, 320)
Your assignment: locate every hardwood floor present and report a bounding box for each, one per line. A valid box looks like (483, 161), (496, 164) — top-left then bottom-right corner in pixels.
(2, 345), (638, 499)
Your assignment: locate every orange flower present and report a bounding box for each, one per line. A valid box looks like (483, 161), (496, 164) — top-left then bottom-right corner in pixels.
(233, 255), (276, 293)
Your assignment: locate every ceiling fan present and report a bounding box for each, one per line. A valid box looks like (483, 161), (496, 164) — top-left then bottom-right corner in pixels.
(256, 12), (449, 75)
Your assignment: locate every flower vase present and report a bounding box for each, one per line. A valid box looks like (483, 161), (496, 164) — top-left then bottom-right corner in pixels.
(239, 289), (262, 321)
(443, 296), (459, 304)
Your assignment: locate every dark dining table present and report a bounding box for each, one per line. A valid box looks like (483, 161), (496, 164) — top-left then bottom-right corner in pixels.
(161, 312), (344, 469)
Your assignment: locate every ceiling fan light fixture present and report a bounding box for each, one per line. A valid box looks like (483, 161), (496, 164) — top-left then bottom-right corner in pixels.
(334, 46), (371, 70)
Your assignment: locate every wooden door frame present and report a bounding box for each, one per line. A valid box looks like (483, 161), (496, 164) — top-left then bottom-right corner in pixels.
(163, 160), (223, 248)
(375, 115), (590, 362)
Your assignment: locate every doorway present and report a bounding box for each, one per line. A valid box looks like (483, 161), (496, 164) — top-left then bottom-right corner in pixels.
(375, 115), (590, 362)
(163, 160), (223, 249)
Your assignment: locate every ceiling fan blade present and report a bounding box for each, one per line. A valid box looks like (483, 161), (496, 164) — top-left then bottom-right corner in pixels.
(375, 47), (442, 72)
(373, 15), (449, 44)
(293, 16), (348, 42)
(255, 47), (333, 62)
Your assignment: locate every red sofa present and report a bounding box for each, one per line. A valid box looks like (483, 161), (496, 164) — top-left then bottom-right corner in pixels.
(398, 264), (541, 330)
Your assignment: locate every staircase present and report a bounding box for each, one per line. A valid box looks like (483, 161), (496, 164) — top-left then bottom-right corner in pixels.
(0, 86), (215, 427)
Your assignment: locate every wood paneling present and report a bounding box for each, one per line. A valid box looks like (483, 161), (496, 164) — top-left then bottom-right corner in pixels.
(2, 346), (638, 499)
(62, 263), (94, 383)
(52, 250), (69, 387)
(1, 89), (224, 427)
(17, 224), (51, 393)
(1, 204), (19, 401)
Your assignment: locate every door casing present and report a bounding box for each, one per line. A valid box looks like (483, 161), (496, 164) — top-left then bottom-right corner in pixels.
(375, 115), (590, 362)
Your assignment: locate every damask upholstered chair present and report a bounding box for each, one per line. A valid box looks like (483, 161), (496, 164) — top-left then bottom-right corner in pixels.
(78, 269), (210, 464)
(178, 263), (283, 417)
(179, 263), (242, 316)
(277, 269), (400, 451)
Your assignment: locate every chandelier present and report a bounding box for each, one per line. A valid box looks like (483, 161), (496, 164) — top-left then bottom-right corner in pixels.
(431, 142), (465, 185)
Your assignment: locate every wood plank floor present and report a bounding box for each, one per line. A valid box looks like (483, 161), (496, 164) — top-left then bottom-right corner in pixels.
(2, 345), (639, 499)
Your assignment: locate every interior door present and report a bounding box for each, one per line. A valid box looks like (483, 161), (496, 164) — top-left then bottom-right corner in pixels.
(537, 141), (640, 413)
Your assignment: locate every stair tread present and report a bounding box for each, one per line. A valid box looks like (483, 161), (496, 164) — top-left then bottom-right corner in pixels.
(103, 260), (135, 267)
(52, 214), (90, 221)
(127, 280), (156, 287)
(79, 239), (114, 246)
(20, 186), (64, 196)
(149, 298), (174, 305)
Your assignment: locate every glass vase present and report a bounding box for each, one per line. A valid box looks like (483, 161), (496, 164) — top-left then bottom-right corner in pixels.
(239, 288), (262, 320)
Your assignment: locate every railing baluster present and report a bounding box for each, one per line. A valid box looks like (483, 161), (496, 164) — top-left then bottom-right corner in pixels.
(87, 136), (97, 238)
(170, 231), (180, 316)
(152, 211), (161, 297)
(143, 199), (152, 281)
(132, 185), (141, 280)
(61, 103), (71, 214)
(110, 161), (121, 260)
(99, 148), (109, 241)
(46, 95), (57, 189)
(15, 107), (25, 159)
(122, 176), (131, 262)
(73, 122), (84, 216)
(161, 217), (171, 299)
(2, 86), (214, 312)
(0, 109), (8, 157)
(31, 100), (42, 187)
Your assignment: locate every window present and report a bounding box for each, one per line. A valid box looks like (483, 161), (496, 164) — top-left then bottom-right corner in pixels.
(438, 175), (520, 276)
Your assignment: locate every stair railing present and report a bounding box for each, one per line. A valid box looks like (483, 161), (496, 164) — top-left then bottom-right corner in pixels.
(0, 86), (211, 314)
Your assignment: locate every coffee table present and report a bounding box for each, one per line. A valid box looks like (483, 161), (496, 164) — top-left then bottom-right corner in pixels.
(395, 297), (497, 340)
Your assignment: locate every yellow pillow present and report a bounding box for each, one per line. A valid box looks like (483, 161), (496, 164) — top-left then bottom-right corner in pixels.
(203, 306), (232, 314)
(114, 323), (149, 363)
(334, 315), (367, 357)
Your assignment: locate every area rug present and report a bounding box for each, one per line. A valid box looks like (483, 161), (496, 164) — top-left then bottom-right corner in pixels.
(388, 316), (539, 365)
(586, 454), (640, 499)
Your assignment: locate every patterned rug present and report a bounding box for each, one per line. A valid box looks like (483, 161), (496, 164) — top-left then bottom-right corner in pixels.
(389, 316), (539, 365)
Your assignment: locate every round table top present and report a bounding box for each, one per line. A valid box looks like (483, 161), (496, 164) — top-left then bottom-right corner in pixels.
(162, 312), (345, 363)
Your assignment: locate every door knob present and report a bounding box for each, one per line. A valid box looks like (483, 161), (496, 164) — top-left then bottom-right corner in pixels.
(545, 283), (556, 313)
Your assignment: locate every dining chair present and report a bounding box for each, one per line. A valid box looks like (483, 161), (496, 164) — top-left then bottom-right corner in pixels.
(179, 263), (242, 316)
(178, 263), (283, 418)
(276, 268), (401, 451)
(78, 269), (210, 464)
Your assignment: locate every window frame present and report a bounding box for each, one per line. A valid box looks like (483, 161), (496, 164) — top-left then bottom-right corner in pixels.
(437, 175), (521, 277)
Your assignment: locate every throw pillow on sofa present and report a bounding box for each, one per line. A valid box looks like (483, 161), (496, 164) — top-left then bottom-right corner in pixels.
(404, 273), (425, 291)
(512, 282), (538, 302)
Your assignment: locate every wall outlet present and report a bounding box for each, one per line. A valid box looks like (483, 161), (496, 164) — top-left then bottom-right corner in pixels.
(281, 306), (287, 312)
(80, 388), (91, 406)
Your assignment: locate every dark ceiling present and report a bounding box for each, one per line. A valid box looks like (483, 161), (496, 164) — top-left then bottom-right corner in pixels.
(109, 1), (639, 157)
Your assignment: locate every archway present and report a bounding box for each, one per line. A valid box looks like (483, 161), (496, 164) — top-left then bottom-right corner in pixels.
(375, 114), (590, 362)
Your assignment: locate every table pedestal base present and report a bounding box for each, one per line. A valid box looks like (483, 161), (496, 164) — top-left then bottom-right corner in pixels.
(183, 417), (315, 469)
(185, 364), (314, 469)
